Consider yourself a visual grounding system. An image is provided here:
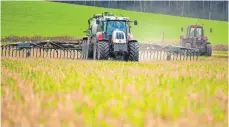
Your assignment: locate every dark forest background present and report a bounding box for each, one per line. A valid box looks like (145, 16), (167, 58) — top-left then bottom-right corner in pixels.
(57, 1), (228, 21)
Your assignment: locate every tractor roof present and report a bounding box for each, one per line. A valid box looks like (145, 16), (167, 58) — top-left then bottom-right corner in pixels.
(189, 24), (203, 28)
(103, 16), (129, 21)
(92, 12), (130, 21)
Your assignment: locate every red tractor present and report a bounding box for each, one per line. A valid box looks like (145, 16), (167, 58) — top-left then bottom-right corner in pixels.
(180, 24), (212, 56)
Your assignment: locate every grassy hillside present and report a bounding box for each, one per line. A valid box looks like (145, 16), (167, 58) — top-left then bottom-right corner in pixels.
(1, 1), (228, 44)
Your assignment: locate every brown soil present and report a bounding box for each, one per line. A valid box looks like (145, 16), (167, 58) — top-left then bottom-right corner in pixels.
(212, 44), (228, 51)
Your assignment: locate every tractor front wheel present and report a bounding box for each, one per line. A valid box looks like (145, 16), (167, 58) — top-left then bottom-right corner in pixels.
(97, 41), (109, 60)
(206, 44), (212, 56)
(128, 41), (139, 61)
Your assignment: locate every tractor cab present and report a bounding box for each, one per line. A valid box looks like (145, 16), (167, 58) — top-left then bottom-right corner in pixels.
(95, 13), (137, 42)
(106, 20), (127, 36)
(187, 25), (204, 38)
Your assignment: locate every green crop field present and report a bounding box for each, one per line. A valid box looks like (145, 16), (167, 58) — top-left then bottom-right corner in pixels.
(1, 1), (228, 44)
(1, 1), (228, 127)
(1, 51), (228, 127)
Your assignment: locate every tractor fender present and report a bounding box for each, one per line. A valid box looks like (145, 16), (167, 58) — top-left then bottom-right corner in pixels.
(97, 39), (109, 42)
(128, 40), (138, 43)
(83, 37), (88, 40)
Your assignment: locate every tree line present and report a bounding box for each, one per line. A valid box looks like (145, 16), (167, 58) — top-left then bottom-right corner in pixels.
(57, 1), (228, 21)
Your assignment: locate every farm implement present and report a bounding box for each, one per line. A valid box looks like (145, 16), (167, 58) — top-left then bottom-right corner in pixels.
(1, 40), (200, 61)
(1, 12), (200, 61)
(1, 41), (82, 59)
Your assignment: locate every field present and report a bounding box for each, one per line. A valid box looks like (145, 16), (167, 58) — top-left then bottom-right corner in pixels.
(1, 51), (228, 127)
(1, 1), (228, 44)
(1, 1), (228, 127)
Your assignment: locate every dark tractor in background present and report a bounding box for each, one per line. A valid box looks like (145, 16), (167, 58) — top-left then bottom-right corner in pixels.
(180, 24), (212, 56)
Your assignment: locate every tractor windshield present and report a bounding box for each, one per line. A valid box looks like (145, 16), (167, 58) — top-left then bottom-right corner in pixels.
(189, 28), (203, 37)
(105, 20), (127, 35)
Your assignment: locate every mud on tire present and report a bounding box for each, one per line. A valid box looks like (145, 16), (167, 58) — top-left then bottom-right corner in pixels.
(97, 41), (109, 60)
(128, 41), (139, 61)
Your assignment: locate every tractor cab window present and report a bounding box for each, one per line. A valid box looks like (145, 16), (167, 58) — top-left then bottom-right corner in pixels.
(106, 21), (127, 35)
(189, 27), (203, 37)
(196, 28), (202, 37)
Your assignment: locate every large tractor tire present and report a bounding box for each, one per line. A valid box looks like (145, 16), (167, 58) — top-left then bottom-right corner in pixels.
(128, 41), (139, 61)
(97, 41), (109, 60)
(87, 43), (93, 59)
(206, 44), (212, 56)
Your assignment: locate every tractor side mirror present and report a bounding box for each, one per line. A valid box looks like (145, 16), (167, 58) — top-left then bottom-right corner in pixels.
(83, 30), (88, 33)
(181, 27), (183, 32)
(134, 20), (138, 25)
(96, 19), (100, 24)
(210, 28), (212, 33)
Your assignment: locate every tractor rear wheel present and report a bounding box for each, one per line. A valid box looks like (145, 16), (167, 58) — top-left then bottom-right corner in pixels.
(88, 43), (93, 59)
(206, 44), (212, 56)
(97, 41), (109, 60)
(128, 41), (139, 61)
